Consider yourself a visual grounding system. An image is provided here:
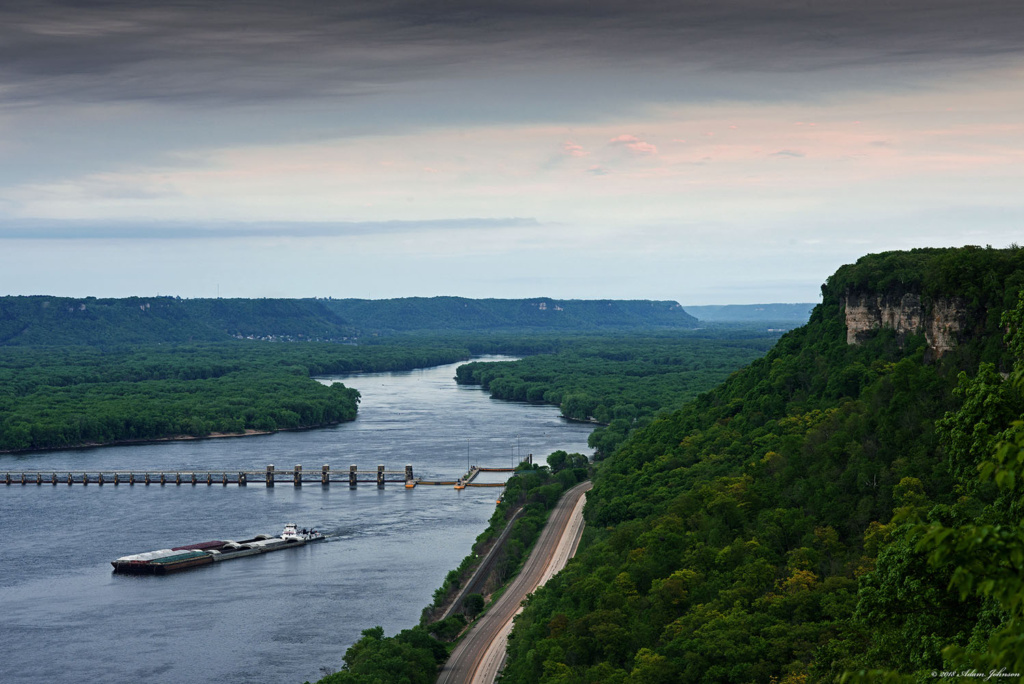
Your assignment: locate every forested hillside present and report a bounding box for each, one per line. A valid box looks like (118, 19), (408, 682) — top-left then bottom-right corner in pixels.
(322, 297), (697, 332)
(499, 246), (1024, 683)
(0, 296), (697, 346)
(0, 296), (355, 345)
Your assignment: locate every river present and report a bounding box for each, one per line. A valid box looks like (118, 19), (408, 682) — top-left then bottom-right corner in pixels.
(0, 359), (594, 684)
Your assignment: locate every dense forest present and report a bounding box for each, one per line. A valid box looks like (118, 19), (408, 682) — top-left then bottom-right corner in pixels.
(455, 332), (778, 457)
(0, 342), (468, 451)
(0, 296), (698, 346)
(495, 246), (1024, 683)
(0, 330), (772, 453)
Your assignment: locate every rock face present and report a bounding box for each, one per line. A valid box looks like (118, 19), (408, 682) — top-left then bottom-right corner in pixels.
(844, 292), (967, 356)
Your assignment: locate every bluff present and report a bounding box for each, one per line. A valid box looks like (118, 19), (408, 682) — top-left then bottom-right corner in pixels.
(0, 296), (355, 346)
(320, 297), (697, 332)
(842, 292), (967, 355)
(0, 296), (697, 346)
(829, 246), (1024, 363)
(498, 246), (1024, 683)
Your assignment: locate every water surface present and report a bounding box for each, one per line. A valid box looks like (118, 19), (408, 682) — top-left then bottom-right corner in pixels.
(0, 359), (593, 684)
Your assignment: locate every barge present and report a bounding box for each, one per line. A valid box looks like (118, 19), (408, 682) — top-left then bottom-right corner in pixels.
(112, 524), (324, 575)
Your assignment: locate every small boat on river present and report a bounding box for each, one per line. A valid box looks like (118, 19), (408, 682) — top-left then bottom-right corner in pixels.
(111, 523), (325, 575)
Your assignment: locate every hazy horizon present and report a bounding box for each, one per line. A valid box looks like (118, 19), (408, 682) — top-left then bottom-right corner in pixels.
(2, 1), (1022, 304)
(0, 292), (818, 310)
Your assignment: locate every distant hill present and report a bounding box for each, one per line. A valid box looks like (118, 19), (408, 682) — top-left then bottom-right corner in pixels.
(322, 297), (697, 332)
(0, 296), (354, 346)
(683, 302), (816, 323)
(0, 295), (697, 346)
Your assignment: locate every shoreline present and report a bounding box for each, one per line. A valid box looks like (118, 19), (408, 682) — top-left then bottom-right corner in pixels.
(0, 355), (504, 458)
(454, 380), (608, 427)
(0, 423), (347, 456)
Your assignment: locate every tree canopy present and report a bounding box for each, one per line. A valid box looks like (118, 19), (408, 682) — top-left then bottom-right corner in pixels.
(0, 341), (467, 451)
(497, 246), (1024, 684)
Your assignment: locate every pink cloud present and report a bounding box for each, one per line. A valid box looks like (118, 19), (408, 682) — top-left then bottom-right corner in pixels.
(608, 134), (658, 155)
(563, 140), (587, 157)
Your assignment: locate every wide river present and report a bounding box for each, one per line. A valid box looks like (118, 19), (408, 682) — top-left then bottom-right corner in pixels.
(0, 359), (594, 684)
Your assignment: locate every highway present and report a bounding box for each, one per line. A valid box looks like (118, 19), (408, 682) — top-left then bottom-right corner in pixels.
(437, 480), (593, 684)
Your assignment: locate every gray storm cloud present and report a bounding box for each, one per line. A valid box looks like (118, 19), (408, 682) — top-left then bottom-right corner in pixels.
(1, 0), (1022, 106)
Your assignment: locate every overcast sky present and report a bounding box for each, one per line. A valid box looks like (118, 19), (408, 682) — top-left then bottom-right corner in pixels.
(1, 0), (1022, 304)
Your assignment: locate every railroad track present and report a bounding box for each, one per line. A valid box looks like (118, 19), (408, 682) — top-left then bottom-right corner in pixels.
(437, 479), (592, 684)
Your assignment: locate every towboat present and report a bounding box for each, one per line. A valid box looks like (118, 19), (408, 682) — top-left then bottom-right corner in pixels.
(281, 522), (324, 542)
(112, 524), (325, 575)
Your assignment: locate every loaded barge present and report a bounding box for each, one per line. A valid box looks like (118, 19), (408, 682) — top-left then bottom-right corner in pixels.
(112, 523), (324, 575)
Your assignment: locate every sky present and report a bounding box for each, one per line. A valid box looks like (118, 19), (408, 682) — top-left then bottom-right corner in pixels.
(1, 1), (1022, 304)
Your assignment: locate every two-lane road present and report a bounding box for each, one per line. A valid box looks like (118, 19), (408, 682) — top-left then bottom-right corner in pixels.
(438, 480), (593, 684)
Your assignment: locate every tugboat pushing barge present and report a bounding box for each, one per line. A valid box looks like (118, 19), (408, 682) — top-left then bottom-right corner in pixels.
(112, 523), (325, 575)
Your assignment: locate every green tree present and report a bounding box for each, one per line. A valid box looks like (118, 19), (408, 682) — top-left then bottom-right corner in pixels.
(464, 593), (485, 618)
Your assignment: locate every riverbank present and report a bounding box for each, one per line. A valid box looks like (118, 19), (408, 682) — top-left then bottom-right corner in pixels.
(1, 359), (597, 684)
(438, 480), (592, 684)
(0, 342), (480, 454)
(0, 424), (365, 456)
(313, 463), (592, 684)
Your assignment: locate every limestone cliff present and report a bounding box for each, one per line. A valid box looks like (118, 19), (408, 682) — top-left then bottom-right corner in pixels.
(844, 291), (967, 356)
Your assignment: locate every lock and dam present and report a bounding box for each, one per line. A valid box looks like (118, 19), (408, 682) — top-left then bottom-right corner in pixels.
(2, 463), (524, 488)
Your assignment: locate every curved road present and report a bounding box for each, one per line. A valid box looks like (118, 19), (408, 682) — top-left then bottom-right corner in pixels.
(437, 480), (593, 684)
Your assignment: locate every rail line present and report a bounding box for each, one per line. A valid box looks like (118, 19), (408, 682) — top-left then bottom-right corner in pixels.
(437, 480), (592, 684)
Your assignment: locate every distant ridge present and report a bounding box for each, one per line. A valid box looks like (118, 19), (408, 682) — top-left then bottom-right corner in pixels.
(322, 297), (697, 332)
(0, 295), (697, 346)
(683, 302), (816, 323)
